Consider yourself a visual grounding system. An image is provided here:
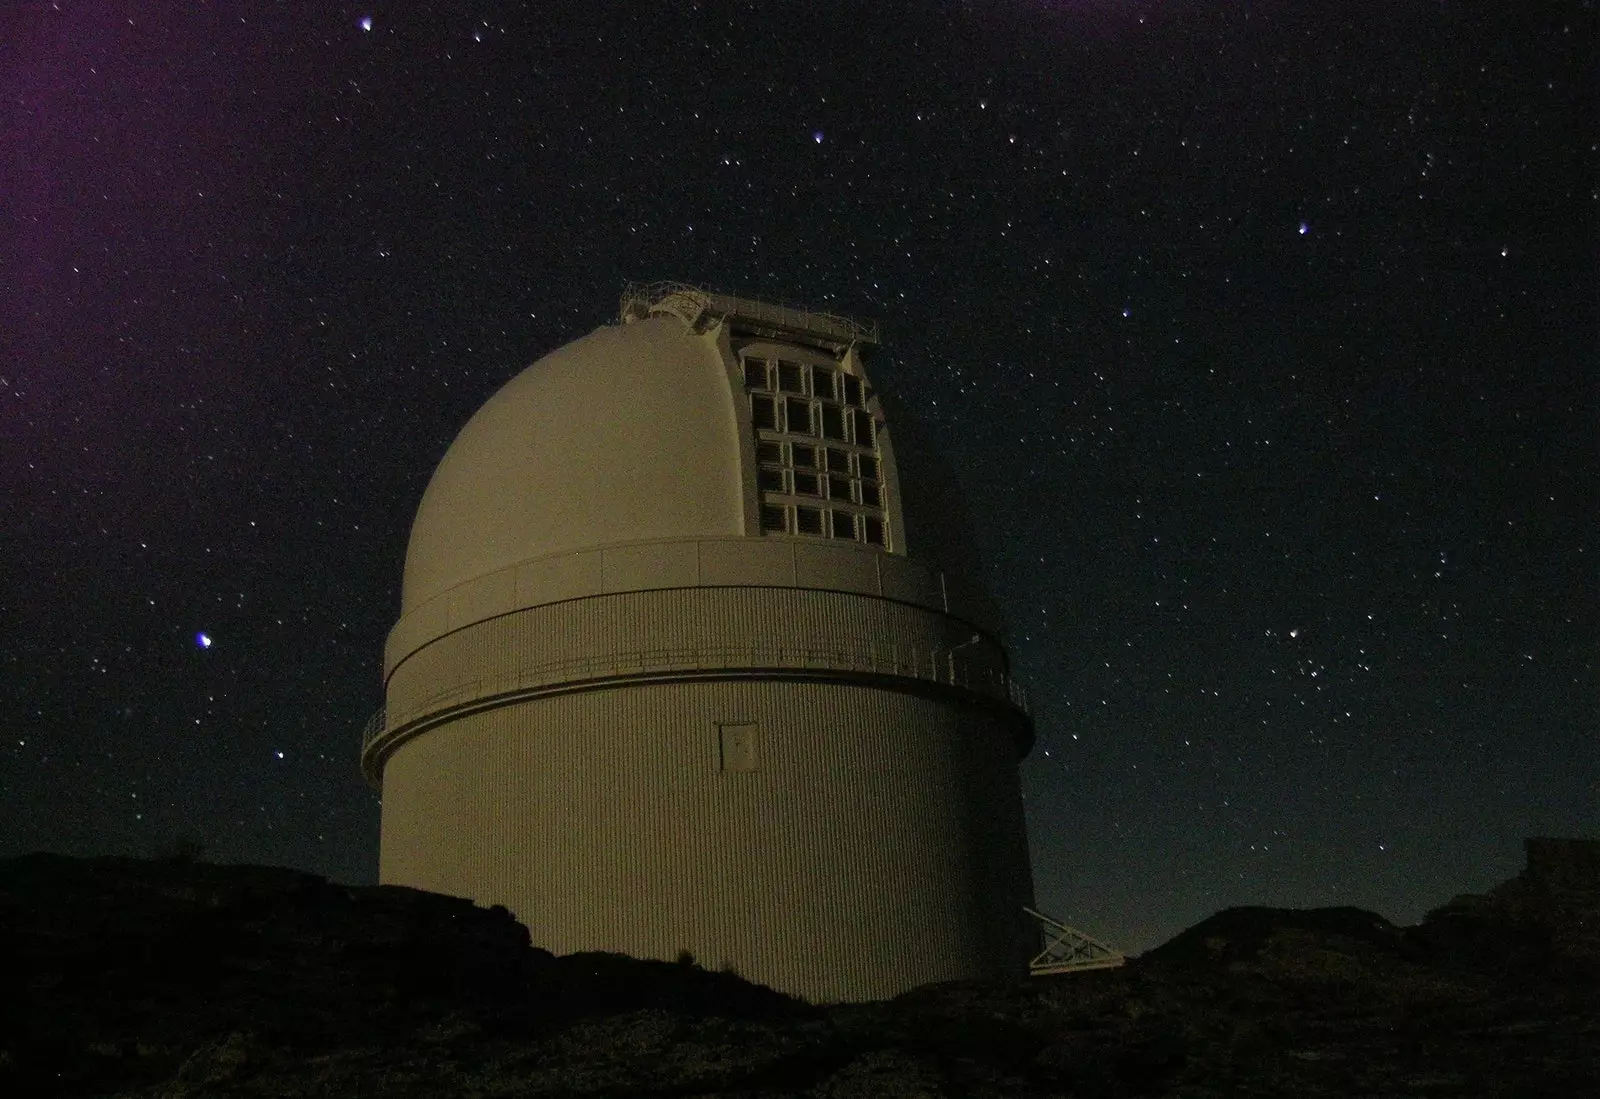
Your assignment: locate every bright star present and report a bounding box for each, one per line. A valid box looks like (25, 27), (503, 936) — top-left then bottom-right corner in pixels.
(812, 130), (824, 144)
(1298, 221), (1309, 235)
(360, 16), (372, 32)
(196, 632), (212, 649)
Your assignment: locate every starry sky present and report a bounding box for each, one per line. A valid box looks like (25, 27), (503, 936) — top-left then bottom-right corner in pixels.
(3, 1), (1593, 953)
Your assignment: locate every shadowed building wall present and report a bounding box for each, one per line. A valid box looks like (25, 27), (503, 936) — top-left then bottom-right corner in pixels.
(363, 285), (1035, 1002)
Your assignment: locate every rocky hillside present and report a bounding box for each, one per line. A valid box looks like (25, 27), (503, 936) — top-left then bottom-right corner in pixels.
(3, 840), (1595, 1097)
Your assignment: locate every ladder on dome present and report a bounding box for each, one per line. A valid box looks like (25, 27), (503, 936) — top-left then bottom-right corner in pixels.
(1025, 906), (1126, 975)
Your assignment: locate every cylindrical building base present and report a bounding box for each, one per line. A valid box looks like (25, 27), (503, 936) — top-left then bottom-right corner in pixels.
(378, 678), (1034, 1002)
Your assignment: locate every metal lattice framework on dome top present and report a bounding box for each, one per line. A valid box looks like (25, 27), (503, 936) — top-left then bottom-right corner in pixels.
(621, 281), (880, 352)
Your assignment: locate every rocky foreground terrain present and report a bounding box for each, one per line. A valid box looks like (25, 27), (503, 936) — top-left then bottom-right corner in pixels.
(3, 840), (1595, 1097)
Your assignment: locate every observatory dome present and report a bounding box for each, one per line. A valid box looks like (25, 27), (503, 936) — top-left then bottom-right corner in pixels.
(403, 316), (745, 613)
(365, 284), (1036, 1003)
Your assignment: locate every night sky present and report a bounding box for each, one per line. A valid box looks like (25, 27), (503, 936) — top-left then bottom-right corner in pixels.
(3, 1), (1593, 953)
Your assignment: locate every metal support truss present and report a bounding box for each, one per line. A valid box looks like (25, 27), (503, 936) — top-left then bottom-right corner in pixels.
(1025, 906), (1126, 975)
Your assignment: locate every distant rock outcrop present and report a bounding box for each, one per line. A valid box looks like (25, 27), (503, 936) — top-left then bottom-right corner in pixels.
(1418, 837), (1600, 981)
(2, 842), (1595, 1097)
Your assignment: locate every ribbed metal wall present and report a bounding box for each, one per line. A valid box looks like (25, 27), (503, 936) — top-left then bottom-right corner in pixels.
(383, 534), (1000, 679)
(379, 678), (1033, 1002)
(382, 586), (1014, 736)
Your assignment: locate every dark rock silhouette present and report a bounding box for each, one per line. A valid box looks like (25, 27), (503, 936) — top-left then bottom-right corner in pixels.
(1417, 837), (1600, 983)
(3, 840), (1594, 1096)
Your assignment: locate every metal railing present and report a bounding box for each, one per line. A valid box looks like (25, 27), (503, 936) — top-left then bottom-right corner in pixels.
(1026, 907), (1126, 975)
(620, 281), (881, 347)
(361, 641), (1027, 758)
(359, 707), (387, 756)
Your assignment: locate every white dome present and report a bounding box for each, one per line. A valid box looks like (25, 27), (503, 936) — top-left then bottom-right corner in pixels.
(402, 317), (746, 613)
(369, 288), (1036, 1002)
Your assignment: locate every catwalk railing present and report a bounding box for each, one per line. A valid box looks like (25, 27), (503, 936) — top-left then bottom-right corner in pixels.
(361, 641), (1027, 759)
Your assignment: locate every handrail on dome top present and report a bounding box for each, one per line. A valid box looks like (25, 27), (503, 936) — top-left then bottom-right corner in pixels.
(620, 281), (880, 348)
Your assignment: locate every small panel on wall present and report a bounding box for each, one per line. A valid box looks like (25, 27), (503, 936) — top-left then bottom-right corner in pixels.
(718, 722), (759, 772)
